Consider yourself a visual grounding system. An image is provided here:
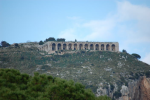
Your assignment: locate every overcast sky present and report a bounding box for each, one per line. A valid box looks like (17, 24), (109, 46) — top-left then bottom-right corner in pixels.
(1, 0), (150, 65)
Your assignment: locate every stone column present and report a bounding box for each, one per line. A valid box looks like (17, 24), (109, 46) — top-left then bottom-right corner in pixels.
(110, 44), (112, 51)
(61, 43), (63, 50)
(117, 42), (119, 52)
(104, 44), (106, 51)
(66, 44), (69, 50)
(94, 44), (95, 50)
(77, 43), (79, 50)
(88, 44), (90, 50)
(72, 43), (74, 50)
(99, 44), (101, 51)
(83, 43), (85, 50)
(49, 43), (52, 51)
(56, 43), (58, 51)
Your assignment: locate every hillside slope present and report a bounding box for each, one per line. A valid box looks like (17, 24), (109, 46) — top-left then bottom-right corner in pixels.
(0, 44), (150, 99)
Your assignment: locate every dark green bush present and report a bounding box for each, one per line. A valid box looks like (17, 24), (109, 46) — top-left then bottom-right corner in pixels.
(39, 41), (44, 45)
(145, 71), (150, 78)
(113, 91), (121, 99)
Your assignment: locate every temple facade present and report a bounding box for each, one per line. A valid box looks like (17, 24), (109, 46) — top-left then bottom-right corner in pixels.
(38, 41), (119, 54)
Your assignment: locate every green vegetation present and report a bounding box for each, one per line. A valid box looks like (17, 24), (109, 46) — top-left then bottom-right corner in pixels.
(132, 53), (141, 59)
(0, 68), (111, 100)
(57, 38), (65, 42)
(39, 40), (44, 45)
(45, 37), (56, 42)
(39, 37), (66, 45)
(122, 49), (127, 53)
(0, 43), (150, 98)
(113, 91), (121, 99)
(0, 41), (10, 47)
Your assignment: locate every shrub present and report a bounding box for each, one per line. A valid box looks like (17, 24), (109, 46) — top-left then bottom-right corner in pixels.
(46, 37), (56, 41)
(1, 41), (10, 47)
(39, 41), (44, 45)
(14, 43), (19, 47)
(57, 38), (65, 42)
(145, 71), (150, 78)
(113, 91), (121, 99)
(122, 49), (127, 53)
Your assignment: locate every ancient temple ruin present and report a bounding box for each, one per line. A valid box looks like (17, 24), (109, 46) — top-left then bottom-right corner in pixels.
(38, 41), (119, 54)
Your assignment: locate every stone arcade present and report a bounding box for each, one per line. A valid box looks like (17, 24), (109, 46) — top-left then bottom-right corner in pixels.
(39, 41), (119, 54)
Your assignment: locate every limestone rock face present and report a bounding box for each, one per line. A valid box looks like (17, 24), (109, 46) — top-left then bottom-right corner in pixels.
(131, 76), (150, 100)
(119, 85), (129, 100)
(96, 87), (107, 97)
(120, 85), (129, 96)
(118, 76), (150, 100)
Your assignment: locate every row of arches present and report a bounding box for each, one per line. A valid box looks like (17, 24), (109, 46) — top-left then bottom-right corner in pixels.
(51, 43), (116, 51)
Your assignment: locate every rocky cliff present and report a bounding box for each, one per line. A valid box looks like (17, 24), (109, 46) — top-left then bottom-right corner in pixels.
(119, 76), (150, 100)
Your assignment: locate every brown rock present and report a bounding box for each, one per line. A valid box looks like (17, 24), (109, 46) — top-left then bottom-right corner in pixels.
(132, 76), (150, 100)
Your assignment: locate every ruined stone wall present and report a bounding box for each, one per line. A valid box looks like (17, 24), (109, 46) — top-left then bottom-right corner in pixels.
(38, 41), (119, 54)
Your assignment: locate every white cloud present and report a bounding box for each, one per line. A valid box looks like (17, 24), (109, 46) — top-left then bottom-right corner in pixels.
(142, 53), (150, 65)
(116, 1), (150, 43)
(82, 19), (115, 41)
(117, 1), (150, 22)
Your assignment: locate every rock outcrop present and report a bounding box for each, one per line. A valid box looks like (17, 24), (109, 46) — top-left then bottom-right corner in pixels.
(119, 76), (150, 100)
(131, 76), (150, 100)
(119, 85), (129, 100)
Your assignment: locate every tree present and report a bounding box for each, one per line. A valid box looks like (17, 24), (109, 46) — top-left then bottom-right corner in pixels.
(47, 37), (56, 41)
(44, 37), (56, 42)
(0, 68), (111, 100)
(145, 71), (150, 78)
(39, 41), (44, 45)
(122, 49), (127, 53)
(14, 43), (19, 47)
(1, 41), (10, 47)
(132, 53), (141, 59)
(57, 38), (65, 42)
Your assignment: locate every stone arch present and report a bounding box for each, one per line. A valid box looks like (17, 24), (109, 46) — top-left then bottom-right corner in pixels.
(79, 44), (83, 50)
(52, 43), (56, 51)
(68, 44), (72, 50)
(90, 44), (94, 50)
(58, 43), (61, 50)
(112, 44), (115, 51)
(106, 44), (110, 51)
(101, 44), (104, 50)
(95, 44), (99, 50)
(74, 44), (77, 50)
(85, 44), (88, 50)
(63, 44), (66, 50)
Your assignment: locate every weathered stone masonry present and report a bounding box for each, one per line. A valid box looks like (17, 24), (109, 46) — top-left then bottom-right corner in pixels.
(38, 41), (119, 54)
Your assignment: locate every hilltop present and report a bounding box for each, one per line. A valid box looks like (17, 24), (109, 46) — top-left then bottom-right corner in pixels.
(0, 42), (150, 99)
